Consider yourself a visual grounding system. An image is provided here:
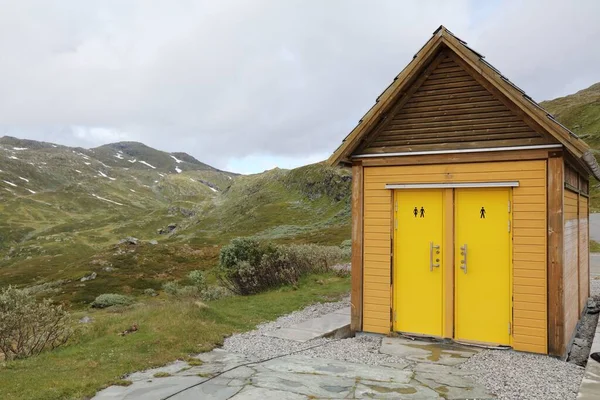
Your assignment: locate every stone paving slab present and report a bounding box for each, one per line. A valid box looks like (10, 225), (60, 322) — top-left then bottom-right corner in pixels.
(577, 312), (600, 399)
(263, 307), (350, 342)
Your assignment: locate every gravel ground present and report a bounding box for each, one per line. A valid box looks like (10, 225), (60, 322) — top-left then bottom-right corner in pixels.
(223, 279), (600, 400)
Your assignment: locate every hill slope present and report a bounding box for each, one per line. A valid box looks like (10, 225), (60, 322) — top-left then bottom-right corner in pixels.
(0, 137), (351, 304)
(541, 83), (600, 151)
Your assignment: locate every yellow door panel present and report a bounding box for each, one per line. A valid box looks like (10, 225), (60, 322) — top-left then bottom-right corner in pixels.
(394, 190), (443, 336)
(455, 188), (511, 345)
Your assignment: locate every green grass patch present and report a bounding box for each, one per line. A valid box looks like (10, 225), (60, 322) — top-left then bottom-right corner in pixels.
(0, 273), (349, 400)
(590, 240), (600, 253)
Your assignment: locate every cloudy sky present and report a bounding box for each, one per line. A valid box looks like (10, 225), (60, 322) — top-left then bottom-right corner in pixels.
(0, 1), (598, 173)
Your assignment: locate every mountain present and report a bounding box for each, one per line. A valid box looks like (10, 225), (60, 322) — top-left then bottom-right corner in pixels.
(540, 82), (600, 151)
(0, 137), (351, 305)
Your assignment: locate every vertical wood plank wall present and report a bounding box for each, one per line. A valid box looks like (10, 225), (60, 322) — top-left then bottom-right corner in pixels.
(579, 196), (590, 312)
(362, 160), (547, 353)
(563, 190), (579, 344)
(563, 189), (579, 343)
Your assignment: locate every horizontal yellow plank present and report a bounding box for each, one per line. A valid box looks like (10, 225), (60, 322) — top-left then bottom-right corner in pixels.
(513, 187), (546, 196)
(364, 161), (545, 177)
(513, 203), (548, 213)
(363, 196), (391, 204)
(364, 203), (391, 212)
(513, 244), (545, 254)
(514, 252), (545, 262)
(513, 325), (546, 338)
(363, 321), (390, 334)
(512, 333), (546, 346)
(514, 309), (546, 321)
(364, 274), (390, 284)
(364, 233), (391, 241)
(513, 211), (546, 221)
(364, 260), (391, 270)
(512, 227), (546, 238)
(364, 297), (390, 306)
(513, 285), (546, 296)
(364, 282), (390, 292)
(363, 310), (390, 321)
(513, 236), (546, 246)
(514, 301), (546, 312)
(513, 261), (546, 271)
(514, 317), (546, 330)
(364, 289), (390, 300)
(513, 268), (545, 279)
(364, 253), (390, 263)
(514, 293), (545, 304)
(364, 225), (391, 234)
(513, 219), (546, 229)
(513, 341), (546, 354)
(514, 277), (546, 287)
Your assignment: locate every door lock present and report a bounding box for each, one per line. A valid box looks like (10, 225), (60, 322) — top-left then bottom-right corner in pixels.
(429, 242), (440, 271)
(460, 244), (468, 274)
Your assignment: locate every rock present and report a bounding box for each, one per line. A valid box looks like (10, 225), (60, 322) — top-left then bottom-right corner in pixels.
(103, 266), (114, 272)
(79, 316), (93, 324)
(588, 298), (597, 309)
(80, 272), (97, 282)
(574, 338), (588, 347)
(119, 236), (139, 245)
(167, 223), (177, 231)
(148, 240), (158, 245)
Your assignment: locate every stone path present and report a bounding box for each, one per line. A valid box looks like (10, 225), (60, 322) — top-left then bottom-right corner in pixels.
(93, 336), (493, 399)
(577, 308), (600, 399)
(263, 307), (350, 342)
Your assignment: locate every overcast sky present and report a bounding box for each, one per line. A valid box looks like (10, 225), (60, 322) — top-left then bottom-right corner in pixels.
(0, 1), (598, 173)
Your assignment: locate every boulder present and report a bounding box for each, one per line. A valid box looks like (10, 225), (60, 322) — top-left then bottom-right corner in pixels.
(80, 272), (97, 282)
(79, 316), (93, 324)
(119, 237), (139, 245)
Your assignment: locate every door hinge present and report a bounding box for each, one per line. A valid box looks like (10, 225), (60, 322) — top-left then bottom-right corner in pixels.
(394, 219), (398, 229)
(508, 200), (511, 213)
(508, 220), (511, 233)
(395, 201), (398, 212)
(508, 322), (512, 335)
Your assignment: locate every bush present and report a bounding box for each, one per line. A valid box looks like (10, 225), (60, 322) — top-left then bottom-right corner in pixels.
(187, 270), (207, 291)
(162, 281), (180, 296)
(201, 285), (231, 301)
(91, 293), (134, 309)
(143, 288), (157, 297)
(218, 238), (346, 295)
(0, 286), (72, 361)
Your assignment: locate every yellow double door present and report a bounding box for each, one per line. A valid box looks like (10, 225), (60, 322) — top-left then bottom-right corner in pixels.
(393, 188), (511, 346)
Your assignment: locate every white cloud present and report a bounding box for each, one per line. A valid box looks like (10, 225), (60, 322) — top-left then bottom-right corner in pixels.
(0, 0), (597, 171)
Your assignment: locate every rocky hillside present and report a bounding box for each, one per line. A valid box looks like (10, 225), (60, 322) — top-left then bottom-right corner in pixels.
(0, 137), (351, 304)
(541, 82), (600, 151)
(541, 82), (600, 209)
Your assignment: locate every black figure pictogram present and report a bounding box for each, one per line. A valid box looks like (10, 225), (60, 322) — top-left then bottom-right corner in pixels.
(480, 207), (486, 219)
(413, 207), (418, 218)
(420, 207), (425, 218)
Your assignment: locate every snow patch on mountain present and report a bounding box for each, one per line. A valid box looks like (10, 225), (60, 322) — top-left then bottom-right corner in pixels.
(26, 189), (36, 194)
(18, 176), (29, 182)
(139, 160), (156, 169)
(170, 155), (183, 163)
(91, 194), (123, 206)
(3, 180), (17, 187)
(175, 166), (182, 173)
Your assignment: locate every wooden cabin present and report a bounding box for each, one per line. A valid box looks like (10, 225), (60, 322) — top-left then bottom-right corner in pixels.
(328, 26), (599, 358)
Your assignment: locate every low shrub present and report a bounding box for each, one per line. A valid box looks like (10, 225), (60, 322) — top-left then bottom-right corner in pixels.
(218, 238), (347, 295)
(0, 286), (72, 361)
(187, 270), (207, 292)
(201, 285), (231, 301)
(162, 281), (180, 296)
(143, 288), (157, 297)
(91, 294), (134, 309)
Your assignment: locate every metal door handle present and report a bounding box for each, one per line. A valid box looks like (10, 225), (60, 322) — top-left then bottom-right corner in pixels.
(429, 242), (440, 271)
(460, 244), (468, 274)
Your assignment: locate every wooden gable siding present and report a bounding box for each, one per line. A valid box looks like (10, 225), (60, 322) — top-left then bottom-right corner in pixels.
(563, 189), (579, 345)
(358, 54), (556, 155)
(362, 160), (547, 353)
(579, 195), (589, 313)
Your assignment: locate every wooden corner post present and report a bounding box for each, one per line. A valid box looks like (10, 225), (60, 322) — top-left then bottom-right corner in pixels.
(547, 154), (565, 357)
(351, 162), (364, 332)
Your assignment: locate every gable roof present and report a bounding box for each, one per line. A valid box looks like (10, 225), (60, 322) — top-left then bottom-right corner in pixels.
(327, 26), (600, 180)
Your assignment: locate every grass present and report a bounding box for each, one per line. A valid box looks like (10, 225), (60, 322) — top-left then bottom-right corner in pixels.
(590, 240), (600, 253)
(0, 272), (350, 400)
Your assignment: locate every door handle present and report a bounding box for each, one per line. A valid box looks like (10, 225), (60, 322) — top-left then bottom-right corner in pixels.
(460, 244), (468, 274)
(429, 242), (440, 271)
